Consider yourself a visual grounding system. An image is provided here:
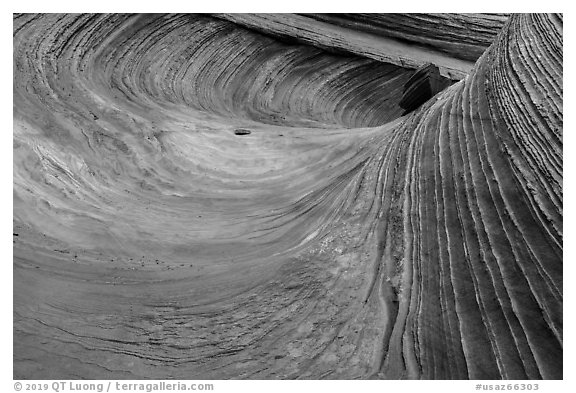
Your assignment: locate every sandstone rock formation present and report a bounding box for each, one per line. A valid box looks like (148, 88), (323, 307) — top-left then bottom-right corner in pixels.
(398, 63), (447, 114)
(13, 13), (562, 379)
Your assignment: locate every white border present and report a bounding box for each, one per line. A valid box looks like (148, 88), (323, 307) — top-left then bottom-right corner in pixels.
(3, 3), (572, 391)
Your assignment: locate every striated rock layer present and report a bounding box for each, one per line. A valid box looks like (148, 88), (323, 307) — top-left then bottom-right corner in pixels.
(13, 13), (562, 379)
(212, 13), (508, 79)
(303, 13), (509, 62)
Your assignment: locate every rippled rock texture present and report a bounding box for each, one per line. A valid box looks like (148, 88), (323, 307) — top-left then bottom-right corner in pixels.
(13, 13), (562, 379)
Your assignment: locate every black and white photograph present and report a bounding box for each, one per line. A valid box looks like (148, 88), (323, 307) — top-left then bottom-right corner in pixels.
(8, 2), (569, 390)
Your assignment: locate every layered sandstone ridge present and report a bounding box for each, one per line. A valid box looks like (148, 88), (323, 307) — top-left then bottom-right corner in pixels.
(213, 13), (508, 79)
(13, 13), (562, 379)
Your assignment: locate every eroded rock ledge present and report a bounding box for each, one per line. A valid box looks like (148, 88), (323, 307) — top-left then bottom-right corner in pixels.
(13, 13), (562, 379)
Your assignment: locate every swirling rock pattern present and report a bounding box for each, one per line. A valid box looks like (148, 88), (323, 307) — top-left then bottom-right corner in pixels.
(212, 13), (508, 80)
(13, 13), (562, 379)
